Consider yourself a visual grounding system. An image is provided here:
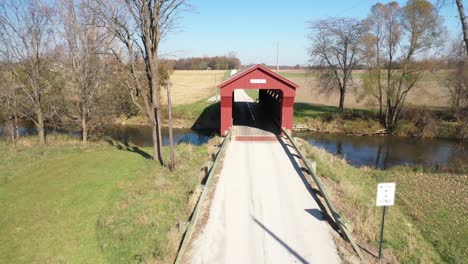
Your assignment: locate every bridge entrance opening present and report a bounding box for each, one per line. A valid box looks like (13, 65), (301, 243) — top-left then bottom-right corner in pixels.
(219, 64), (299, 136)
(232, 89), (282, 136)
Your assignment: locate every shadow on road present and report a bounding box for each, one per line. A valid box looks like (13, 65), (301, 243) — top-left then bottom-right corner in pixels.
(277, 137), (340, 233)
(304, 209), (325, 221)
(251, 216), (309, 264)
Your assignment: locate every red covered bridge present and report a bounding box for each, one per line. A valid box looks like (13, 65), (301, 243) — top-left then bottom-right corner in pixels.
(218, 64), (300, 136)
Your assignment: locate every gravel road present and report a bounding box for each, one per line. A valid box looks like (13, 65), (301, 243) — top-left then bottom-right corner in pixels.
(189, 139), (340, 264)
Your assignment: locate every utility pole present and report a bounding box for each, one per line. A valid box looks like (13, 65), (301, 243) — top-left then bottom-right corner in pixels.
(276, 42), (279, 73)
(167, 81), (175, 171)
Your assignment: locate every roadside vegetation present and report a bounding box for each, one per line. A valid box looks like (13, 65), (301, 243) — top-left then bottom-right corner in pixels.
(300, 141), (467, 263)
(0, 135), (210, 263)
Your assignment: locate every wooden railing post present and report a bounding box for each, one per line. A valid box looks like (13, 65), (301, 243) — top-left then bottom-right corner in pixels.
(174, 130), (232, 264)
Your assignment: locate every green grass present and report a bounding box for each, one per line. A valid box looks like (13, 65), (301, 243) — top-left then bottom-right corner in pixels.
(293, 103), (383, 134)
(244, 89), (259, 100)
(301, 143), (467, 263)
(0, 135), (208, 263)
(170, 100), (220, 129)
(294, 103), (375, 120)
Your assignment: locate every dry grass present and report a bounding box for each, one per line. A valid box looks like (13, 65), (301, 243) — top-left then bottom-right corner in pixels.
(155, 69), (450, 108)
(298, 139), (466, 263)
(160, 70), (227, 105)
(281, 69), (451, 108)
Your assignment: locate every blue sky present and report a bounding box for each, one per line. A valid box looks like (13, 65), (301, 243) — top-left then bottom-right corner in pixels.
(159, 0), (464, 66)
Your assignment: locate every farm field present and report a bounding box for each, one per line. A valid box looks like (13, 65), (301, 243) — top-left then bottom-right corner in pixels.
(162, 70), (227, 105)
(162, 69), (452, 109)
(280, 69), (452, 109)
(123, 70), (461, 139)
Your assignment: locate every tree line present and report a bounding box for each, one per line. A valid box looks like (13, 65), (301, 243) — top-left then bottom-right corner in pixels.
(0, 0), (189, 170)
(166, 55), (241, 70)
(308, 0), (467, 132)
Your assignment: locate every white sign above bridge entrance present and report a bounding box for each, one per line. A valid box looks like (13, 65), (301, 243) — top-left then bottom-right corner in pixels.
(376, 182), (396, 207)
(250, 79), (266, 84)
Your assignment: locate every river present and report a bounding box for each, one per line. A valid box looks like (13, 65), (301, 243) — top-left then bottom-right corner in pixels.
(295, 132), (467, 171)
(1, 122), (466, 171)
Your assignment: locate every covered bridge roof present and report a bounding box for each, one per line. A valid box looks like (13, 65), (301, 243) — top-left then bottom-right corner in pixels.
(218, 64), (300, 97)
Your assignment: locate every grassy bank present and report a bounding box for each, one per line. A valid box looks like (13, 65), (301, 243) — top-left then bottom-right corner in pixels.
(0, 135), (209, 263)
(116, 99), (220, 130)
(117, 93), (462, 140)
(300, 141), (467, 263)
(294, 102), (463, 139)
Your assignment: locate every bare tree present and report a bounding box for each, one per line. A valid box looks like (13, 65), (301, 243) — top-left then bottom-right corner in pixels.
(0, 0), (55, 144)
(446, 41), (468, 109)
(93, 0), (187, 164)
(437, 0), (468, 55)
(56, 0), (109, 145)
(382, 0), (443, 130)
(446, 41), (468, 140)
(456, 0), (468, 55)
(308, 18), (367, 112)
(363, 3), (387, 119)
(0, 65), (20, 144)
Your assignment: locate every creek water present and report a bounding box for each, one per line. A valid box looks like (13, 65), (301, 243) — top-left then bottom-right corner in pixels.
(1, 122), (466, 171)
(0, 121), (213, 147)
(296, 132), (467, 171)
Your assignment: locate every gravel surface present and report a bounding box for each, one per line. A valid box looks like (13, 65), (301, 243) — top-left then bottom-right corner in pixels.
(189, 139), (340, 264)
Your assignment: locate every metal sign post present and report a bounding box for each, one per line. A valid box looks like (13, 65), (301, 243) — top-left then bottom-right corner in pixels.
(376, 182), (396, 260)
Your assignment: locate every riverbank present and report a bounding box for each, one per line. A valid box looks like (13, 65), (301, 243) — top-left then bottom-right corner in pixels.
(0, 135), (212, 263)
(115, 100), (464, 140)
(294, 103), (464, 140)
(115, 99), (219, 130)
(298, 139), (467, 263)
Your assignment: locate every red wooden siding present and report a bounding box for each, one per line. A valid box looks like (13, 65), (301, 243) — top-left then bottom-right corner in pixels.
(218, 64), (299, 135)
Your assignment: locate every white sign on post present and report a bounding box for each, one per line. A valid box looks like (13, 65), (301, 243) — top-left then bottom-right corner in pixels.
(376, 182), (396, 206)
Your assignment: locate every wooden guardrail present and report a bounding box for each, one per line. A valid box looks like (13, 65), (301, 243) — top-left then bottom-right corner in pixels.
(173, 130), (232, 264)
(282, 128), (366, 262)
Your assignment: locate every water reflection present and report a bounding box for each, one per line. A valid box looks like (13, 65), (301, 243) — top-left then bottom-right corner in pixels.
(0, 122), (213, 147)
(297, 133), (468, 171)
(104, 125), (213, 147)
(2, 121), (467, 171)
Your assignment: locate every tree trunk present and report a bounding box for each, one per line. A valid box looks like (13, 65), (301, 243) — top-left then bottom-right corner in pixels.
(7, 117), (15, 144)
(81, 114), (88, 145)
(338, 88), (345, 113)
(36, 107), (46, 145)
(151, 120), (159, 161)
(14, 112), (19, 140)
(376, 48), (383, 119)
(385, 98), (392, 130)
(456, 0), (468, 55)
(167, 82), (175, 171)
(155, 107), (164, 165)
